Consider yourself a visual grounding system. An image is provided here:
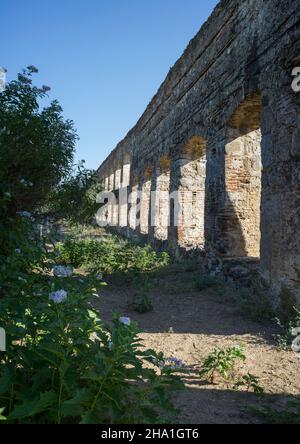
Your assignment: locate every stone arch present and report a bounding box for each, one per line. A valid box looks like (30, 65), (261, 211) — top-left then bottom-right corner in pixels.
(129, 174), (139, 231)
(153, 156), (171, 241)
(223, 92), (262, 258)
(114, 159), (122, 190)
(122, 152), (131, 188)
(108, 169), (115, 192)
(177, 136), (207, 249)
(104, 176), (109, 191)
(140, 164), (153, 235)
(119, 152), (131, 227)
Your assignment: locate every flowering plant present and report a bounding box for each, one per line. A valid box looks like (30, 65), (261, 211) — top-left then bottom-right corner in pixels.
(0, 274), (184, 423)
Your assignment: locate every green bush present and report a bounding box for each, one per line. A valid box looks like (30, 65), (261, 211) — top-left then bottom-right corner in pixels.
(199, 347), (264, 393)
(199, 346), (246, 384)
(129, 276), (154, 314)
(0, 269), (184, 424)
(48, 162), (103, 226)
(56, 238), (170, 276)
(0, 66), (77, 219)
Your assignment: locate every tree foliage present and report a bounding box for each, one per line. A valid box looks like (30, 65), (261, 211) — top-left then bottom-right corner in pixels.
(0, 66), (78, 218)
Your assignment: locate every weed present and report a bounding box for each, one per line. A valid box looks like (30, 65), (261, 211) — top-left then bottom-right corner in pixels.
(56, 238), (170, 277)
(199, 346), (246, 384)
(130, 291), (153, 314)
(234, 373), (264, 394)
(128, 275), (154, 314)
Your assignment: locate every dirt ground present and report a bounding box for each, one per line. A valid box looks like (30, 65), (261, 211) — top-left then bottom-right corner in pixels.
(94, 276), (300, 424)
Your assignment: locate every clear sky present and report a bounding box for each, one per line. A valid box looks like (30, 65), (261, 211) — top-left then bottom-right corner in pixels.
(2, 0), (219, 170)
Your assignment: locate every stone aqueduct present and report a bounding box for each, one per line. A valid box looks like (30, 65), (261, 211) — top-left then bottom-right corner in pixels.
(97, 0), (300, 304)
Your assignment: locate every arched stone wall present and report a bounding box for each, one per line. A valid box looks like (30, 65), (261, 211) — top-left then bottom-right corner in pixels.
(97, 0), (300, 303)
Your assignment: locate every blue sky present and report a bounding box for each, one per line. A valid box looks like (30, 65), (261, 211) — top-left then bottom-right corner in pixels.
(2, 0), (218, 169)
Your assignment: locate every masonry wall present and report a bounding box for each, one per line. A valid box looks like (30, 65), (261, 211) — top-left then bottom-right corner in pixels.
(97, 0), (300, 305)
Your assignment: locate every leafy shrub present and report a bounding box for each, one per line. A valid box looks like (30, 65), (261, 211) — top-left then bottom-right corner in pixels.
(48, 162), (103, 226)
(0, 274), (184, 424)
(131, 294), (154, 314)
(0, 215), (182, 424)
(199, 347), (246, 384)
(199, 347), (265, 394)
(128, 275), (154, 314)
(56, 238), (170, 277)
(234, 373), (264, 394)
(56, 238), (87, 268)
(0, 66), (77, 218)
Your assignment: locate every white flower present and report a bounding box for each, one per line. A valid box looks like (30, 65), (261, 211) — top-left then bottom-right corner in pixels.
(119, 317), (131, 327)
(52, 265), (73, 278)
(17, 211), (32, 218)
(15, 248), (21, 254)
(18, 276), (27, 283)
(164, 357), (184, 370)
(17, 211), (35, 222)
(49, 289), (68, 304)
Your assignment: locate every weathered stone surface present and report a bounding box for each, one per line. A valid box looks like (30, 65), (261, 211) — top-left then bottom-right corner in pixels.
(97, 0), (300, 305)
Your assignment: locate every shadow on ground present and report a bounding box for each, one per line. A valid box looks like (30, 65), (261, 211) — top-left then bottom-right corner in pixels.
(97, 282), (276, 341)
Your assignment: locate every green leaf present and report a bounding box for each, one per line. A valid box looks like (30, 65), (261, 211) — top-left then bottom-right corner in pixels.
(62, 388), (93, 418)
(80, 410), (100, 425)
(0, 407), (6, 421)
(8, 390), (57, 420)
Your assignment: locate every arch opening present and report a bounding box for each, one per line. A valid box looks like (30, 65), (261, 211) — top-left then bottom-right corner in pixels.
(153, 156), (171, 242)
(177, 136), (207, 249)
(140, 165), (152, 235)
(223, 93), (262, 258)
(119, 153), (131, 227)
